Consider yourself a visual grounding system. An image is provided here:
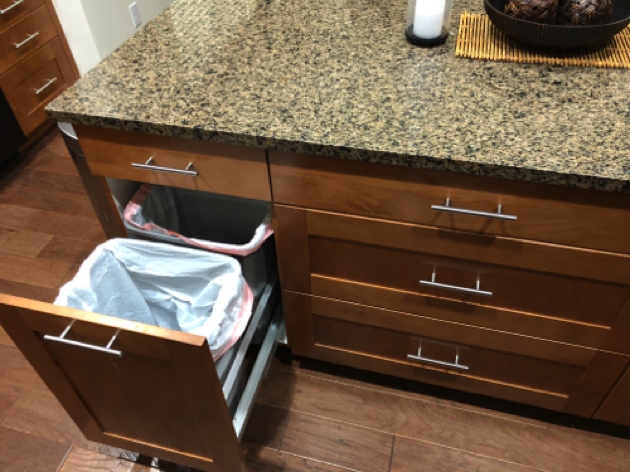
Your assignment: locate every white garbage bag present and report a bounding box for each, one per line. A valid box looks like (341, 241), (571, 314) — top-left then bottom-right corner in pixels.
(55, 239), (253, 360)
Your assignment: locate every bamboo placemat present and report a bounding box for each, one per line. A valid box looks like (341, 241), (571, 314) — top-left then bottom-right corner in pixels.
(456, 12), (630, 68)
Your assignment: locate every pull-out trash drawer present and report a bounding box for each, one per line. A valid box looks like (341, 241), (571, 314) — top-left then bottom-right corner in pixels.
(0, 241), (282, 472)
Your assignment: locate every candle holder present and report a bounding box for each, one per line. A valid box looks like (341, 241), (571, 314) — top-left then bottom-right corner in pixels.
(406, 0), (454, 46)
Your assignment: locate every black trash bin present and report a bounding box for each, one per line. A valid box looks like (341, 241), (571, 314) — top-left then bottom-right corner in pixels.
(124, 184), (276, 299)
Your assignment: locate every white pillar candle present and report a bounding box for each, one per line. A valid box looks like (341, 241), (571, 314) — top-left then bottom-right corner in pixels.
(412, 0), (446, 40)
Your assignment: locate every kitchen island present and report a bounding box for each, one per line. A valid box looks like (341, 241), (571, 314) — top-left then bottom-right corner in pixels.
(3, 0), (626, 469)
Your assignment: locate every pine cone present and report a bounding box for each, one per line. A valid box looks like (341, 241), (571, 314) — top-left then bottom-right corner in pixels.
(505, 0), (559, 24)
(558, 0), (612, 25)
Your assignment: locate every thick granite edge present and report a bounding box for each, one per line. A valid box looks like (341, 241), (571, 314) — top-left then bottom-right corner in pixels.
(47, 110), (630, 194)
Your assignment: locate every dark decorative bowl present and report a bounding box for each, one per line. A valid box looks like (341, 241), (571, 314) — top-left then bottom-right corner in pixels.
(484, 0), (630, 48)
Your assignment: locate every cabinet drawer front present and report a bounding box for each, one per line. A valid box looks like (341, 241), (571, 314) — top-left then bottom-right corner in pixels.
(269, 151), (630, 254)
(283, 291), (629, 416)
(76, 126), (271, 201)
(275, 205), (630, 352)
(0, 0), (45, 32)
(594, 366), (630, 426)
(0, 4), (57, 75)
(0, 294), (247, 472)
(0, 37), (74, 135)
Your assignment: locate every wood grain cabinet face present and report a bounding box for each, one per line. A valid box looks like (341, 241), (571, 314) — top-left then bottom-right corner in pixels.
(594, 366), (630, 426)
(0, 4), (57, 75)
(0, 0), (45, 32)
(283, 291), (629, 416)
(269, 151), (630, 254)
(0, 294), (248, 472)
(0, 37), (75, 135)
(75, 126), (272, 202)
(275, 205), (630, 354)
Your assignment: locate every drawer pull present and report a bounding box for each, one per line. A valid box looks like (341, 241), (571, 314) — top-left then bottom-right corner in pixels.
(0, 0), (25, 14)
(431, 198), (517, 221)
(14, 31), (39, 48)
(131, 157), (199, 176)
(408, 339), (469, 371)
(419, 270), (493, 297)
(44, 320), (123, 357)
(34, 77), (58, 95)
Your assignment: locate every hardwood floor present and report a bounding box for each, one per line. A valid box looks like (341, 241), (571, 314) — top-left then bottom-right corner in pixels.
(0, 129), (629, 471)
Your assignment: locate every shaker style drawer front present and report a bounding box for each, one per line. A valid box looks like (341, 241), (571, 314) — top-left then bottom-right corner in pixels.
(283, 291), (630, 416)
(0, 287), (283, 472)
(0, 37), (74, 134)
(0, 0), (45, 32)
(274, 205), (630, 353)
(75, 126), (272, 201)
(0, 4), (57, 75)
(269, 150), (630, 254)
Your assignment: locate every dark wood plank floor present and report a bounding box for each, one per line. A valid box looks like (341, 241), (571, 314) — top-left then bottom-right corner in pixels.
(1, 129), (630, 472)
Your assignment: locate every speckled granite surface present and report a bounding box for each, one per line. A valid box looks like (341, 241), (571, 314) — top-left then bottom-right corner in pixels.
(47, 0), (630, 192)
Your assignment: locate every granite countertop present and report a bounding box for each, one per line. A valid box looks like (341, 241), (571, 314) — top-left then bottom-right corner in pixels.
(47, 0), (630, 193)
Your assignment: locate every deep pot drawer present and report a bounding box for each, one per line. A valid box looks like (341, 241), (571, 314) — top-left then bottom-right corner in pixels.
(269, 150), (630, 254)
(275, 205), (630, 353)
(283, 291), (629, 416)
(0, 0), (45, 32)
(0, 4), (57, 75)
(76, 126), (272, 201)
(0, 36), (74, 134)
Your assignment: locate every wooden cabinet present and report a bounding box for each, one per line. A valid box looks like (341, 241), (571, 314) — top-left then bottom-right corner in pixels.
(0, 121), (283, 470)
(0, 279), (282, 472)
(271, 151), (630, 420)
(3, 120), (630, 470)
(0, 0), (78, 138)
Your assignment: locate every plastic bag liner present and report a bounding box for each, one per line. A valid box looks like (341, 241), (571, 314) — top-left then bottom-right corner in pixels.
(54, 239), (253, 360)
(124, 184), (274, 257)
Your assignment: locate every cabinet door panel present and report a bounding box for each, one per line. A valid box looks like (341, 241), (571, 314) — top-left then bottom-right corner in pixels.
(0, 294), (247, 472)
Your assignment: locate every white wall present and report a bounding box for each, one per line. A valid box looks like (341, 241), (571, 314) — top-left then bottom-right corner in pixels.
(51, 0), (175, 76)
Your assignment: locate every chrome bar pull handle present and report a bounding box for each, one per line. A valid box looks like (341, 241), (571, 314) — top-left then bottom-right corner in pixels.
(419, 270), (493, 297)
(15, 31), (39, 48)
(44, 320), (123, 357)
(131, 157), (199, 176)
(431, 198), (517, 221)
(34, 77), (58, 95)
(408, 340), (469, 371)
(0, 0), (25, 14)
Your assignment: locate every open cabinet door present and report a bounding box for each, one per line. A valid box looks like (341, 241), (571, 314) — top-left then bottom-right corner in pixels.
(0, 294), (247, 472)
